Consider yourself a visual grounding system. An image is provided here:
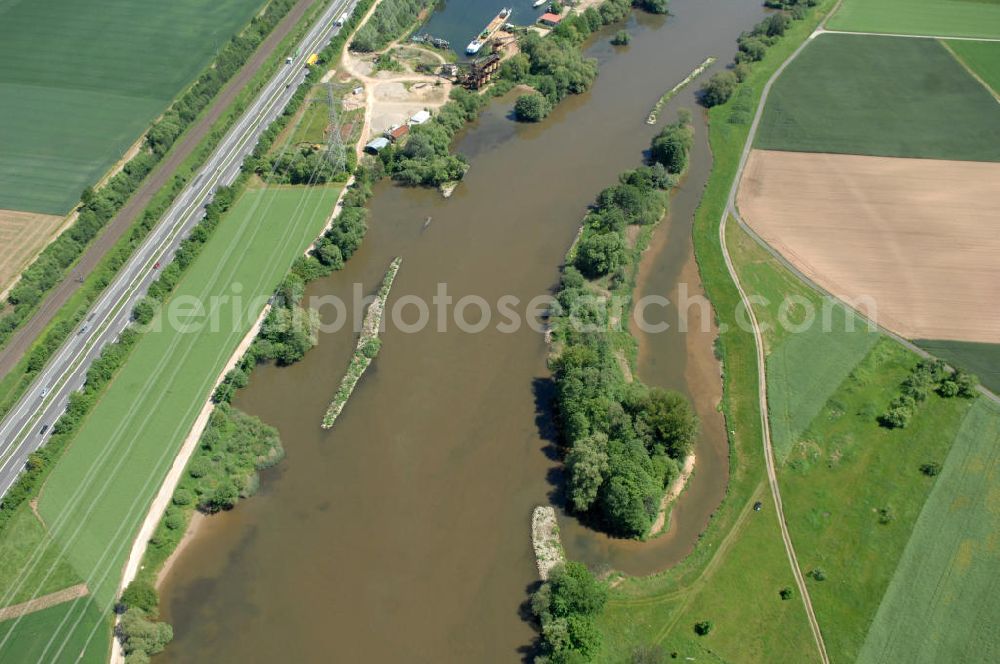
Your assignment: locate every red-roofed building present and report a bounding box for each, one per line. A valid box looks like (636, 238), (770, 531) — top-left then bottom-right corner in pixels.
(539, 12), (562, 27)
(385, 124), (410, 142)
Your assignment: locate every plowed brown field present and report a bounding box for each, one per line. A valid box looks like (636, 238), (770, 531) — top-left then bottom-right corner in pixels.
(737, 149), (1000, 343)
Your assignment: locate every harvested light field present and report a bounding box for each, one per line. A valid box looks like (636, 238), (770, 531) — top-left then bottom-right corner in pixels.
(737, 149), (1000, 343)
(0, 210), (64, 295)
(0, 0), (265, 215)
(828, 0), (1000, 39)
(755, 34), (1000, 162)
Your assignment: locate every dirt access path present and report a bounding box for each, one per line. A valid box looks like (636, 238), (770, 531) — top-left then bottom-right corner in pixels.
(337, 5), (452, 158)
(0, 0), (319, 380)
(0, 584), (88, 621)
(719, 4), (844, 663)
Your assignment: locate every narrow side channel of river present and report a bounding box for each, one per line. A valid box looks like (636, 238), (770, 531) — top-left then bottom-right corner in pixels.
(159, 1), (766, 661)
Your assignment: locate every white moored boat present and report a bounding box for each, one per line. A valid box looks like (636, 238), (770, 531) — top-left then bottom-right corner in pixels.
(466, 7), (513, 55)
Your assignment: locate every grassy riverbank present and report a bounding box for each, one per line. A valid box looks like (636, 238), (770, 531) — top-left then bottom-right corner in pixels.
(594, 0), (840, 660)
(596, 1), (1000, 661)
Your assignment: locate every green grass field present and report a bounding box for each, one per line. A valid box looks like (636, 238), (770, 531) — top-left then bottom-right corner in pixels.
(724, 214), (999, 663)
(598, 493), (816, 662)
(828, 0), (1000, 39)
(0, 185), (339, 659)
(0, 597), (110, 663)
(755, 33), (1000, 161)
(766, 307), (879, 462)
(0, 0), (265, 214)
(725, 227), (882, 461)
(778, 338), (972, 663)
(915, 339), (1000, 395)
(857, 398), (1000, 664)
(946, 39), (1000, 94)
(0, 507), (80, 607)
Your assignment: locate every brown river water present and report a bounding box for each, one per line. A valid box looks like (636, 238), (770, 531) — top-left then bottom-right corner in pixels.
(159, 1), (766, 661)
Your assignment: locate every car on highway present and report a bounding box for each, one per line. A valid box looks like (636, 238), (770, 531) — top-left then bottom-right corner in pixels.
(153, 261), (161, 269)
(39, 386), (50, 398)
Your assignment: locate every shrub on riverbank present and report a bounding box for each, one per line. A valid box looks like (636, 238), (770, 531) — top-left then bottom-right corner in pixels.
(650, 109), (694, 173)
(515, 93), (553, 122)
(138, 404), (283, 582)
(700, 9), (804, 106)
(117, 606), (173, 664)
(611, 30), (631, 46)
(531, 562), (608, 663)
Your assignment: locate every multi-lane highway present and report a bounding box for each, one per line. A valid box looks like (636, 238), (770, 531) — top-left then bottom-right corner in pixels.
(0, 0), (357, 497)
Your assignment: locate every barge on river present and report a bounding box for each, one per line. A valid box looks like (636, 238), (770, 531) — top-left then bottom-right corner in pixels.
(466, 7), (512, 55)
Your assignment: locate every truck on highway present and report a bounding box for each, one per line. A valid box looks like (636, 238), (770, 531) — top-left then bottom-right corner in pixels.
(306, 53), (319, 67)
(336, 12), (349, 26)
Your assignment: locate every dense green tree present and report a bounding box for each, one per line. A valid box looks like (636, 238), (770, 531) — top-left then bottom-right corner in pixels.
(119, 607), (172, 659)
(736, 37), (767, 63)
(351, 0), (433, 51)
(634, 388), (699, 459)
(701, 71), (738, 107)
(566, 433), (610, 511)
(500, 53), (530, 81)
(515, 93), (553, 122)
(762, 12), (790, 36)
(202, 479), (239, 513)
(547, 561), (608, 618)
(650, 120), (693, 174)
(120, 581), (158, 614)
(575, 230), (626, 278)
(600, 470), (656, 536)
